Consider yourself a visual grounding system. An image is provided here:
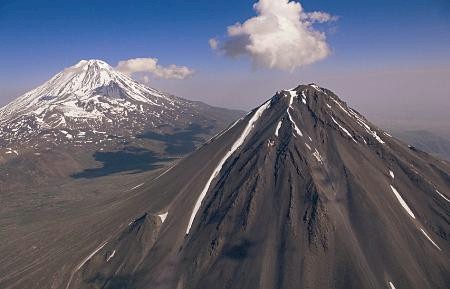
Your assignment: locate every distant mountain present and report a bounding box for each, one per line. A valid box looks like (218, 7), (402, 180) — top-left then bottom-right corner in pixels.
(14, 84), (445, 289)
(0, 60), (242, 188)
(0, 59), (242, 156)
(393, 130), (450, 161)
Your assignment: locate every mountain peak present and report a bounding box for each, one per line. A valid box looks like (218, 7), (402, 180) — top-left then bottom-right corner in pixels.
(245, 82), (385, 152)
(73, 59), (113, 70)
(76, 59), (109, 64)
(0, 59), (232, 151)
(0, 59), (169, 123)
(64, 84), (449, 289)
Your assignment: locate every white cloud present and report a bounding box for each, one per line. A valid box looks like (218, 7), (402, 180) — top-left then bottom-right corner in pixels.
(304, 11), (338, 23)
(209, 38), (219, 50)
(116, 57), (195, 80)
(141, 75), (150, 84)
(211, 0), (337, 71)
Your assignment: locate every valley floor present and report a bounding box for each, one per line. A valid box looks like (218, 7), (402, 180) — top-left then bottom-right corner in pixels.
(0, 161), (175, 289)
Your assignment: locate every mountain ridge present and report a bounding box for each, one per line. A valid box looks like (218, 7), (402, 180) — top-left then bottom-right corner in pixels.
(0, 59), (243, 192)
(0, 83), (448, 289)
(0, 59), (243, 159)
(57, 83), (449, 289)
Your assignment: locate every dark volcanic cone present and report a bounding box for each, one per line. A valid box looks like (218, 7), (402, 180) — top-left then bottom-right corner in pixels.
(68, 213), (164, 289)
(65, 84), (449, 289)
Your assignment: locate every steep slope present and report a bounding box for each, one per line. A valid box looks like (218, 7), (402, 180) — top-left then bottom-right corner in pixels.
(0, 59), (242, 157)
(2, 84), (448, 289)
(135, 84), (448, 289)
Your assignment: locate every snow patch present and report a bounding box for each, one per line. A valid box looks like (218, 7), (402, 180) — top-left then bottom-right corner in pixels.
(153, 163), (177, 182)
(305, 143), (311, 150)
(128, 183), (144, 191)
(435, 190), (450, 203)
(328, 97), (385, 144)
(106, 250), (116, 262)
(186, 100), (271, 234)
(287, 110), (303, 137)
(301, 91), (307, 104)
(310, 84), (322, 92)
(348, 107), (385, 144)
(285, 91), (303, 137)
(76, 242), (108, 271)
(208, 117), (242, 143)
(420, 228), (441, 251)
(389, 170), (395, 179)
(330, 116), (356, 143)
(313, 148), (323, 163)
(5, 148), (18, 155)
(158, 212), (168, 223)
(275, 120), (282, 137)
(390, 185), (415, 219)
(286, 90), (297, 98)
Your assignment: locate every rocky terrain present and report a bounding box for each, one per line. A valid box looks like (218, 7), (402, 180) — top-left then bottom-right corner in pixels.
(2, 84), (448, 289)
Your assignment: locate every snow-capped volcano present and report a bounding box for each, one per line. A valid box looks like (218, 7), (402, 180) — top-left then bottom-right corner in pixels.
(0, 59), (169, 121)
(0, 60), (241, 155)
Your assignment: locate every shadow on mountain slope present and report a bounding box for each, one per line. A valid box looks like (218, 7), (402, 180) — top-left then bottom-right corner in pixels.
(137, 123), (212, 155)
(224, 239), (256, 260)
(72, 147), (171, 179)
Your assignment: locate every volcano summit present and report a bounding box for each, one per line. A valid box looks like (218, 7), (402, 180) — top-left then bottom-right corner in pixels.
(19, 83), (446, 289)
(0, 59), (241, 156)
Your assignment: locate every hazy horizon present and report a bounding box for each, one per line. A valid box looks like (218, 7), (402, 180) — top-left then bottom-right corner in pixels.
(2, 60), (449, 136)
(1, 0), (449, 134)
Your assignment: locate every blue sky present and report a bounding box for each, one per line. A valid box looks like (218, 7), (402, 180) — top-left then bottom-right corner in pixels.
(1, 0), (449, 131)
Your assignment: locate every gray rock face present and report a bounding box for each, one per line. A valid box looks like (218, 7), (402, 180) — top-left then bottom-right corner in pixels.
(2, 84), (449, 289)
(68, 84), (448, 289)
